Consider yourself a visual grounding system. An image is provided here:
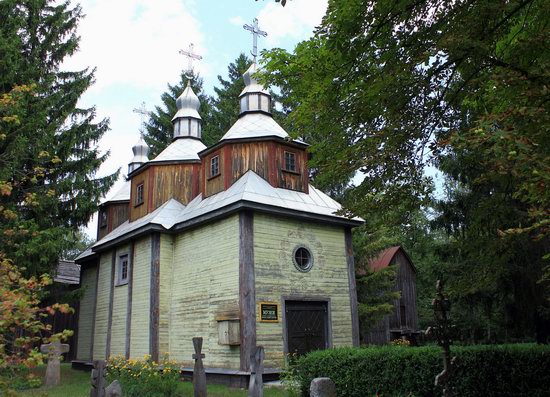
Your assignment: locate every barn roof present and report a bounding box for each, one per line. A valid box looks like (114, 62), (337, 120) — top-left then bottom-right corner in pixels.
(53, 260), (81, 284)
(367, 246), (416, 273)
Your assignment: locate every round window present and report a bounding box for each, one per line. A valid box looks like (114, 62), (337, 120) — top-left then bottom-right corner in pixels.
(293, 246), (313, 272)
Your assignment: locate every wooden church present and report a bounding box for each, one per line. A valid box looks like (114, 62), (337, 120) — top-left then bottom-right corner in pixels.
(74, 54), (363, 384)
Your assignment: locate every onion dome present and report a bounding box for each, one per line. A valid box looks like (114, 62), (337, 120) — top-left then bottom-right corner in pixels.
(239, 63), (271, 115)
(128, 137), (149, 174)
(172, 82), (202, 140)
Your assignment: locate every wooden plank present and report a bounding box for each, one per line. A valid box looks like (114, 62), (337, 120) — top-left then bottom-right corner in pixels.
(125, 241), (135, 359)
(150, 233), (161, 362)
(345, 228), (360, 347)
(239, 211), (256, 371)
(90, 263), (100, 360)
(224, 145), (232, 189)
(105, 251), (116, 359)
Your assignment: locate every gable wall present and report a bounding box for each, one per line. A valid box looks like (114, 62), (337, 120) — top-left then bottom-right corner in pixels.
(76, 263), (97, 361)
(253, 213), (353, 368)
(129, 236), (151, 358)
(169, 215), (240, 368)
(92, 252), (112, 360)
(390, 251), (418, 331)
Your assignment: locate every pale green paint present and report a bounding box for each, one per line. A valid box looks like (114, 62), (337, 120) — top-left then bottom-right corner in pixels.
(109, 244), (130, 358)
(159, 234), (173, 357)
(129, 237), (151, 359)
(169, 215), (240, 368)
(92, 252), (112, 360)
(76, 265), (97, 361)
(253, 213), (353, 368)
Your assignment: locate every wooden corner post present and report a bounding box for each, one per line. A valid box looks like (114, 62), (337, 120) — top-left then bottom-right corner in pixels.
(239, 210), (256, 371)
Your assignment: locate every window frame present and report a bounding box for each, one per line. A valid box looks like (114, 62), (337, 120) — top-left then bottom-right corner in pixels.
(135, 183), (144, 206)
(292, 245), (314, 273)
(116, 253), (130, 286)
(283, 151), (298, 173)
(209, 155), (220, 178)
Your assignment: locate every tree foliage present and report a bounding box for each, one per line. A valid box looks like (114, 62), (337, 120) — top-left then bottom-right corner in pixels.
(261, 0), (550, 342)
(0, 0), (117, 277)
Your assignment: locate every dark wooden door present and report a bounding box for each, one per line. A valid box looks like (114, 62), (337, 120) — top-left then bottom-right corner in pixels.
(285, 301), (328, 356)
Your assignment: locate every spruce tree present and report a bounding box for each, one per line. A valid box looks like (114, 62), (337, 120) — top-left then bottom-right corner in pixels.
(144, 72), (213, 157)
(0, 0), (117, 276)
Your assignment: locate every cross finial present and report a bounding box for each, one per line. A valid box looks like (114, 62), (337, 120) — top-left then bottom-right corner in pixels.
(179, 43), (202, 82)
(243, 18), (267, 62)
(133, 101), (150, 134)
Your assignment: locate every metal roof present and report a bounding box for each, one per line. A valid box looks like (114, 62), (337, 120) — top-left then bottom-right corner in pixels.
(367, 246), (416, 274)
(74, 247), (95, 262)
(221, 113), (289, 141)
(172, 84), (201, 121)
(101, 180), (131, 204)
(239, 63), (269, 97)
(150, 137), (206, 162)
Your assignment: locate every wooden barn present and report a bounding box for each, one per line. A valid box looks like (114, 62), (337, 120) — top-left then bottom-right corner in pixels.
(364, 246), (419, 345)
(73, 60), (363, 385)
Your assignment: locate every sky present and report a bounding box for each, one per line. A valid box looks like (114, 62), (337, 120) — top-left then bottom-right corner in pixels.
(64, 0), (329, 238)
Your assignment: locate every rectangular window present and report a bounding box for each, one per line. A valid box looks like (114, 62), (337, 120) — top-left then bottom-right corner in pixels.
(117, 254), (129, 286)
(210, 155), (220, 177)
(284, 151), (297, 172)
(99, 210), (107, 228)
(135, 183), (144, 206)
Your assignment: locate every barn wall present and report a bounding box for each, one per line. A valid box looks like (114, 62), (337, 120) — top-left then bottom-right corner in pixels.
(76, 264), (97, 361)
(109, 244), (130, 357)
(129, 236), (151, 358)
(253, 214), (353, 368)
(169, 215), (240, 368)
(92, 252), (112, 360)
(159, 234), (174, 357)
(389, 251), (418, 332)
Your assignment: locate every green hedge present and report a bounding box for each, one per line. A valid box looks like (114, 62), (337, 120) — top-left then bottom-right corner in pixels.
(288, 344), (550, 397)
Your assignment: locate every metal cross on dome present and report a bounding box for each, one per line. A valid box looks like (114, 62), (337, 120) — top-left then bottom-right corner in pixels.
(243, 18), (267, 62)
(133, 101), (150, 134)
(179, 43), (202, 81)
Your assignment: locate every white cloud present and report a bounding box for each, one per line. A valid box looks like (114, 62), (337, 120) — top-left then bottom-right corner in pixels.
(257, 0), (328, 47)
(229, 15), (246, 27)
(64, 0), (207, 93)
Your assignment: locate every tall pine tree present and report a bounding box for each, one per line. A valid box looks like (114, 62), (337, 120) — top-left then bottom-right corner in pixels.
(0, 0), (117, 276)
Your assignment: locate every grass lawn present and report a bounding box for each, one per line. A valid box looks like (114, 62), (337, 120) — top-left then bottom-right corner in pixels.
(18, 364), (292, 397)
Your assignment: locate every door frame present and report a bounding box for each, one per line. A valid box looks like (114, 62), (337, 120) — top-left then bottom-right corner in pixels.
(281, 296), (333, 357)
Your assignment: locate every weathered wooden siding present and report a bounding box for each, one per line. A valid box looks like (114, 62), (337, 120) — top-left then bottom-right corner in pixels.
(93, 252), (112, 360)
(76, 264), (97, 361)
(273, 144), (308, 193)
(152, 164), (201, 209)
(159, 234), (173, 357)
(130, 168), (151, 221)
(389, 251), (418, 332)
(230, 142), (270, 185)
(129, 237), (151, 358)
(109, 245), (130, 357)
(253, 214), (352, 368)
(203, 149), (225, 197)
(98, 202), (129, 240)
(169, 216), (240, 368)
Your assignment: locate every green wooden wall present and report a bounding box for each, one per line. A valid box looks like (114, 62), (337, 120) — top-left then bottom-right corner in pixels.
(159, 234), (174, 357)
(129, 237), (151, 359)
(93, 252), (112, 360)
(76, 264), (97, 361)
(169, 215), (240, 368)
(254, 213), (353, 368)
(110, 244), (130, 357)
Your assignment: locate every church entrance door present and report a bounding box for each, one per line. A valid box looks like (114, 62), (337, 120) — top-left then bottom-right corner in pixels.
(285, 300), (329, 356)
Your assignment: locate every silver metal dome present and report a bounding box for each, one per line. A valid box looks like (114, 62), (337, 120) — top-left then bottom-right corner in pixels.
(172, 83), (202, 139)
(128, 137), (150, 174)
(239, 63), (271, 115)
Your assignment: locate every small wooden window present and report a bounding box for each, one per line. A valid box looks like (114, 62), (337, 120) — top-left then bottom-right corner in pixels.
(284, 151), (296, 172)
(210, 155), (220, 177)
(117, 254), (129, 286)
(99, 210), (107, 228)
(135, 183), (144, 206)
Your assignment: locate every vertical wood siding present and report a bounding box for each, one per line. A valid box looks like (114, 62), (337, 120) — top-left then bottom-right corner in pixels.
(98, 202), (129, 241)
(389, 251), (418, 332)
(93, 252), (112, 360)
(129, 237), (151, 358)
(76, 265), (97, 361)
(152, 164), (201, 209)
(130, 169), (150, 221)
(203, 150), (225, 197)
(169, 216), (240, 368)
(253, 214), (353, 368)
(159, 234), (174, 357)
(109, 245), (130, 358)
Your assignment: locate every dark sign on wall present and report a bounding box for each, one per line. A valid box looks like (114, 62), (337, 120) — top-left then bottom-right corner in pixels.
(258, 302), (280, 323)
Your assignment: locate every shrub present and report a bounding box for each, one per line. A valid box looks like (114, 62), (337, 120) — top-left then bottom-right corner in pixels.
(288, 344), (550, 397)
(106, 355), (182, 397)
